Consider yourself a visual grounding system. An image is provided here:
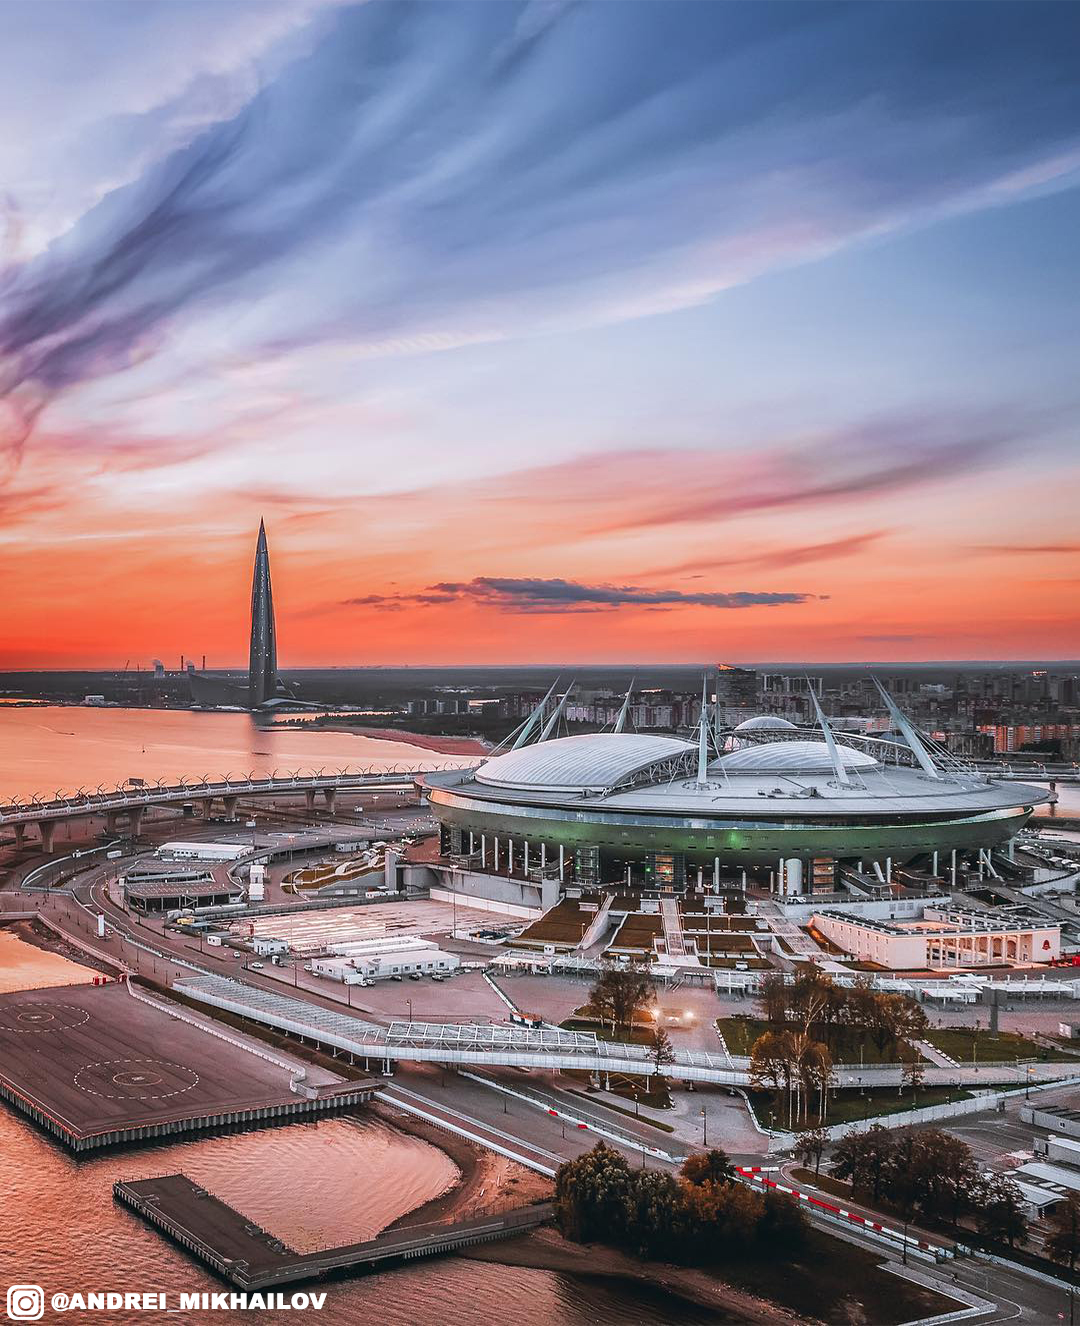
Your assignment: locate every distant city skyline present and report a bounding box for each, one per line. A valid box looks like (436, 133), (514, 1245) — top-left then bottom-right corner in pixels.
(1, 1), (1079, 667)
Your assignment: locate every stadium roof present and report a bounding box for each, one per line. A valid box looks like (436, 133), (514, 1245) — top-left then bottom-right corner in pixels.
(715, 740), (880, 774)
(733, 715), (797, 731)
(476, 732), (694, 793)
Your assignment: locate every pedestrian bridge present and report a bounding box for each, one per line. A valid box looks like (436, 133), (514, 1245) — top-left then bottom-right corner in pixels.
(0, 768), (466, 851)
(174, 974), (1078, 1090)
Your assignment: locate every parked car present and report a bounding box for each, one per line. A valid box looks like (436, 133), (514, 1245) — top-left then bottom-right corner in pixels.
(250, 961), (265, 970)
(408, 972), (422, 981)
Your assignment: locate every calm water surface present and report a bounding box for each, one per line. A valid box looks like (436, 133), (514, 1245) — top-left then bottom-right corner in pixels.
(0, 707), (710, 1324)
(0, 706), (473, 801)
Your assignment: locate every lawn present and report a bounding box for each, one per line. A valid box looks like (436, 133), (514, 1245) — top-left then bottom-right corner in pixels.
(710, 1226), (957, 1325)
(716, 1016), (912, 1063)
(925, 1026), (1080, 1063)
(746, 1085), (972, 1132)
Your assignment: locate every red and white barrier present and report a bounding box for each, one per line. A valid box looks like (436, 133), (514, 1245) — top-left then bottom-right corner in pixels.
(735, 1168), (951, 1258)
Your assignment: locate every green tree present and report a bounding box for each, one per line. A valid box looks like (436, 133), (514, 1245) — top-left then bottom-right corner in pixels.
(1047, 1192), (1080, 1276)
(648, 1025), (675, 1085)
(589, 963), (656, 1036)
(622, 1169), (684, 1260)
(759, 1188), (809, 1250)
(974, 1175), (1027, 1248)
(792, 1128), (829, 1176)
(554, 1141), (634, 1244)
(832, 1124), (895, 1201)
(758, 971), (788, 1026)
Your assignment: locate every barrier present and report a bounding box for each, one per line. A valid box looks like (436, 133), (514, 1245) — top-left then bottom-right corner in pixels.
(738, 1169), (952, 1260)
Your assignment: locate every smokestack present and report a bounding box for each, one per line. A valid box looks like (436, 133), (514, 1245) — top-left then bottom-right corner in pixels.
(180, 654), (185, 671)
(202, 654), (206, 670)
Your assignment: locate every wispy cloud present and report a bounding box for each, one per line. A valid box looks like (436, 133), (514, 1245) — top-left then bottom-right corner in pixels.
(345, 576), (815, 615)
(643, 530), (889, 579)
(3, 1), (1080, 453)
(970, 543), (1080, 555)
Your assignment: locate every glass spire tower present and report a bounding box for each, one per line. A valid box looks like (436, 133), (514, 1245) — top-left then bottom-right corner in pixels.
(247, 519), (278, 707)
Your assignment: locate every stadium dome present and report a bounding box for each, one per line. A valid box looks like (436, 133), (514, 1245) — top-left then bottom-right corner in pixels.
(476, 733), (694, 794)
(715, 740), (880, 774)
(733, 715), (798, 731)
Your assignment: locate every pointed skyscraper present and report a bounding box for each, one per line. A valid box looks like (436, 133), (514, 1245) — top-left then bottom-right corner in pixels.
(248, 520), (278, 708)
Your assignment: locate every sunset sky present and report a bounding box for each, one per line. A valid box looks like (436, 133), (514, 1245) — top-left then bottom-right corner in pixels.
(1, 0), (1079, 668)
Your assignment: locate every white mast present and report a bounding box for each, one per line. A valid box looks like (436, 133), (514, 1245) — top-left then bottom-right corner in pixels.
(613, 679), (635, 734)
(539, 682), (574, 741)
(808, 681), (850, 786)
(696, 674), (710, 784)
(873, 677), (942, 779)
(510, 677), (560, 750)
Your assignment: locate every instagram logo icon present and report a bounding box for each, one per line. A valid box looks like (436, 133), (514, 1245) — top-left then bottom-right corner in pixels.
(6, 1287), (44, 1321)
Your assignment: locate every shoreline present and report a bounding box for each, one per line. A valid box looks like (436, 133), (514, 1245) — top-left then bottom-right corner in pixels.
(461, 1227), (813, 1323)
(273, 721), (491, 757)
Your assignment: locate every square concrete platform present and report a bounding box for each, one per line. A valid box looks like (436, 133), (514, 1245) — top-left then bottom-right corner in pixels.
(0, 981), (376, 1151)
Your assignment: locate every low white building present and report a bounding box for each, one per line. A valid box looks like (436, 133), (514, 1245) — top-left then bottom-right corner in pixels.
(313, 936), (459, 981)
(159, 841), (249, 862)
(812, 905), (1061, 971)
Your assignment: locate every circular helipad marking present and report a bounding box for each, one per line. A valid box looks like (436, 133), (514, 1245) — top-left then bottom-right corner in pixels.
(0, 1003), (91, 1034)
(73, 1058), (200, 1101)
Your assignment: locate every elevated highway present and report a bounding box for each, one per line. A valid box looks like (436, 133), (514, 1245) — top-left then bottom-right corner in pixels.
(0, 768), (468, 851)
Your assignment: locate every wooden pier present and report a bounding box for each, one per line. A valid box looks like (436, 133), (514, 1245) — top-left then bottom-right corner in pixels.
(115, 1174), (554, 1290)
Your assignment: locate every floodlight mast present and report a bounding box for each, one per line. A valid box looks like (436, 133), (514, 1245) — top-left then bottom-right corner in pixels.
(808, 680), (850, 786)
(872, 677), (942, 780)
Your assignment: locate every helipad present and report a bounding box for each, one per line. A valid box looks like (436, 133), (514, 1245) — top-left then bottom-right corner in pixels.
(0, 981), (378, 1151)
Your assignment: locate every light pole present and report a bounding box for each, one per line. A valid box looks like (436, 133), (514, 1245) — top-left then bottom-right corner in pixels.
(701, 1106), (707, 1146)
(407, 998), (412, 1025)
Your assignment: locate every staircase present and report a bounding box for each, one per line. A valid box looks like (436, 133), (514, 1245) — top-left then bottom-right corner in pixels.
(660, 897), (688, 960)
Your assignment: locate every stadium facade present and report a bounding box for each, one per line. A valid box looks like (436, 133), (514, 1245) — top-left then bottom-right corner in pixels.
(425, 694), (1049, 901)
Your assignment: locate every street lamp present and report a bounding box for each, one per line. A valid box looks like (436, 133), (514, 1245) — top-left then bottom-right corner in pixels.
(701, 1106), (708, 1146)
(407, 998), (413, 1025)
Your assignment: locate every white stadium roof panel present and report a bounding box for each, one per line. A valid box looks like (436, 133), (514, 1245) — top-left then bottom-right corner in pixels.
(714, 740), (880, 774)
(476, 732), (695, 793)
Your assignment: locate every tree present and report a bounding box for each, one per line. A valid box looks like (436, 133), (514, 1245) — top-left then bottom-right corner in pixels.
(749, 1029), (799, 1127)
(792, 1128), (829, 1176)
(974, 1175), (1028, 1248)
(799, 1040), (834, 1125)
(681, 1148), (735, 1187)
(758, 972), (788, 1026)
(589, 962), (656, 1036)
(833, 1125), (895, 1201)
(622, 1168), (684, 1260)
(554, 1141), (634, 1243)
(759, 1188), (809, 1249)
(789, 967), (832, 1039)
(1047, 1192), (1080, 1276)
(902, 1053), (925, 1098)
(648, 1025), (675, 1084)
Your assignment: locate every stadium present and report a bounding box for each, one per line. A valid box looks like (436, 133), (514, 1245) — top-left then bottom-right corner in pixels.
(425, 686), (1050, 901)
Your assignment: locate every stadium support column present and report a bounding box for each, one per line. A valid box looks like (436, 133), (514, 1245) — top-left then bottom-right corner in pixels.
(524, 840), (530, 874)
(559, 844), (565, 881)
(494, 836), (500, 871)
(540, 842), (547, 872)
(713, 858), (720, 892)
(481, 834), (487, 868)
(932, 850), (939, 877)
(951, 849), (957, 887)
